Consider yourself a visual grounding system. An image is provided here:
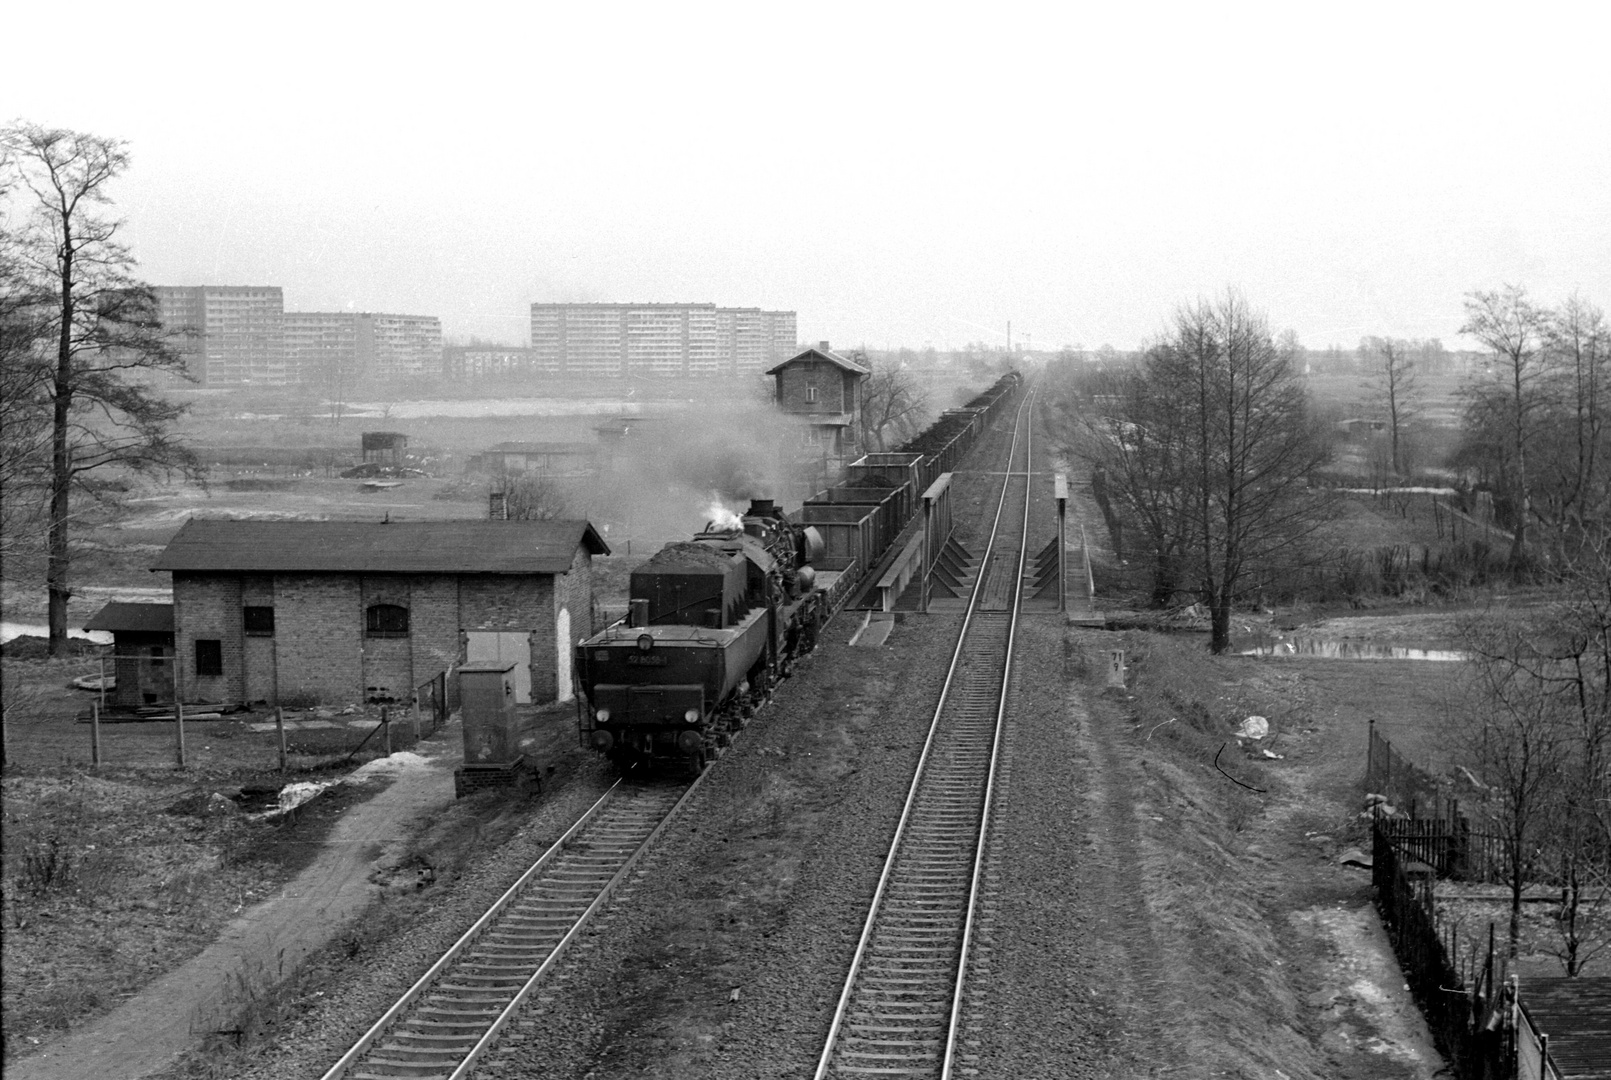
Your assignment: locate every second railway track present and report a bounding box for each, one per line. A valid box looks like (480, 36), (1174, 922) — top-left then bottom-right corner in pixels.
(322, 779), (693, 1080)
(814, 391), (1035, 1080)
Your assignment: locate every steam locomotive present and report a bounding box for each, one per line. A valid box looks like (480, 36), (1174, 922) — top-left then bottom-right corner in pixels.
(573, 370), (1024, 772)
(574, 498), (826, 771)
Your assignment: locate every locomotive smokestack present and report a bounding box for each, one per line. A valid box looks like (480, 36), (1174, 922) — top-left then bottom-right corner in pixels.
(747, 498), (776, 518)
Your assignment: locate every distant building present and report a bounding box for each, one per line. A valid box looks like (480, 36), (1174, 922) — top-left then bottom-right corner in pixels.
(154, 288), (442, 386)
(285, 311), (443, 383)
(444, 345), (556, 380)
(361, 432), (408, 468)
(154, 285), (286, 385)
(528, 303), (796, 379)
(153, 518), (610, 707)
(768, 341), (869, 463)
(474, 441), (599, 476)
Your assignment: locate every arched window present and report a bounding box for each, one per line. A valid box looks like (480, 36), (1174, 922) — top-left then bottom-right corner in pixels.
(366, 603), (409, 638)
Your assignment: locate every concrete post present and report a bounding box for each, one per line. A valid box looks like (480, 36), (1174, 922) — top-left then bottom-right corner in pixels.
(1054, 474), (1068, 613)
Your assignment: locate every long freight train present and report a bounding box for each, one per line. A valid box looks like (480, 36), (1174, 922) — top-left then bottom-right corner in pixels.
(574, 370), (1021, 771)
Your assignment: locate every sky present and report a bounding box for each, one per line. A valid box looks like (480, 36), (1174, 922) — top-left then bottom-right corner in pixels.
(4, 1), (1607, 353)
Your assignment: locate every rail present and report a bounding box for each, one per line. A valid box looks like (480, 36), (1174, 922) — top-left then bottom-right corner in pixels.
(813, 388), (1034, 1079)
(320, 771), (711, 1080)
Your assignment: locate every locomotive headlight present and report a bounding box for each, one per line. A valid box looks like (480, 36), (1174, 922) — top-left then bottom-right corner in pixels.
(684, 708), (700, 724)
(594, 708), (611, 724)
(637, 634), (653, 652)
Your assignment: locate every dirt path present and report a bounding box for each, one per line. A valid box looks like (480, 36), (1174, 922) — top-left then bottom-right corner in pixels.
(9, 737), (462, 1080)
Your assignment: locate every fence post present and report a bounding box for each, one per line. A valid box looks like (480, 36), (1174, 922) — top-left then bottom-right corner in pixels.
(99, 654), (107, 715)
(175, 699), (186, 769)
(276, 707), (287, 774)
(413, 694), (422, 744)
(1367, 717), (1375, 788)
(382, 706), (390, 755)
(91, 701), (101, 768)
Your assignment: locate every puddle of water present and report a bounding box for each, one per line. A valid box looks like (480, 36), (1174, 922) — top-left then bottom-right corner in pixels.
(1242, 637), (1464, 661)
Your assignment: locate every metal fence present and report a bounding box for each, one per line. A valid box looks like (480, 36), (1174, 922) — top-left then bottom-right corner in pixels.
(1366, 718), (1445, 814)
(1515, 1000), (1563, 1080)
(415, 668), (458, 737)
(1368, 724), (1562, 890)
(1373, 820), (1512, 1079)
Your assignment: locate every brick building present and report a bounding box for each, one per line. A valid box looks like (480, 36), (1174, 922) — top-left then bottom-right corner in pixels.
(767, 341), (869, 462)
(152, 519), (608, 708)
(82, 602), (175, 708)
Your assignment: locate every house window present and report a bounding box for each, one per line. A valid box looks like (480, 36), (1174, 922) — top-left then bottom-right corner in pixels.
(805, 385), (818, 403)
(195, 639), (223, 677)
(244, 606), (275, 636)
(366, 604), (410, 638)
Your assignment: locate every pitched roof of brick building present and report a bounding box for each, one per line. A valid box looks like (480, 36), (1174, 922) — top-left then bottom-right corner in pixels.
(765, 345), (870, 376)
(83, 602), (174, 633)
(152, 519), (609, 575)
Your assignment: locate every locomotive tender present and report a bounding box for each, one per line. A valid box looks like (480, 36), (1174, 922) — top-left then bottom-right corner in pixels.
(574, 371), (1023, 772)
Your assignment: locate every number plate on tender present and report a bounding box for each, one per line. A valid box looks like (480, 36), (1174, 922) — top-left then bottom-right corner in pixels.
(626, 655), (667, 666)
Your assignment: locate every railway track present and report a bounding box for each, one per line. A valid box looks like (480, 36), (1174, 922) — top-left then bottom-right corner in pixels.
(814, 391), (1035, 1079)
(320, 779), (695, 1080)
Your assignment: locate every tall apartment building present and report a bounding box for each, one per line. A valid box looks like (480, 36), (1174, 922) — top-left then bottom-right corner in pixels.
(154, 286), (286, 385)
(282, 312), (444, 384)
(529, 303), (796, 379)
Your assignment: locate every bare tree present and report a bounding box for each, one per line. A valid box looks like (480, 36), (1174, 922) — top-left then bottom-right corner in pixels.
(1, 122), (198, 655)
(1175, 291), (1329, 652)
(1070, 355), (1196, 604)
(1462, 285), (1550, 570)
(859, 356), (931, 452)
(1069, 293), (1327, 643)
(1360, 336), (1422, 476)
(0, 176), (53, 567)
(1535, 295), (1611, 555)
(495, 471), (572, 521)
(1458, 615), (1573, 961)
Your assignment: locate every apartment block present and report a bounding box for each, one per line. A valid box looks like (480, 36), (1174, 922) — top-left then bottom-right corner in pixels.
(528, 302), (797, 379)
(284, 311), (443, 384)
(154, 286), (286, 385)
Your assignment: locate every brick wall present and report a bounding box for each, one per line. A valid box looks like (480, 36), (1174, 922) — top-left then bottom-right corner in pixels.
(360, 576), (415, 702)
(110, 631), (173, 708)
(410, 574), (461, 685)
(174, 573), (243, 704)
(275, 575), (362, 704)
(554, 545), (594, 701)
(240, 575), (274, 704)
(167, 555), (591, 708)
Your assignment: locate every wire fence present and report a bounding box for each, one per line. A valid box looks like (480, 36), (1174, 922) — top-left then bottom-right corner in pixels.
(2, 656), (461, 772)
